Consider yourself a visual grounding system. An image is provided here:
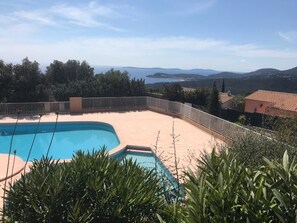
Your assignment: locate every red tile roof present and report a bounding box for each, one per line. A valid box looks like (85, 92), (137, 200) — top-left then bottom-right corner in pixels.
(245, 90), (297, 112)
(219, 92), (234, 104)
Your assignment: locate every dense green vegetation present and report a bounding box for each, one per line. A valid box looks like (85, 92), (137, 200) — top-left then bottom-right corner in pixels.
(4, 150), (168, 222)
(184, 149), (297, 223)
(227, 116), (297, 166)
(163, 75), (297, 95)
(273, 117), (297, 148)
(0, 58), (146, 102)
(162, 82), (221, 115)
(207, 82), (220, 116)
(147, 73), (205, 80)
(162, 83), (210, 108)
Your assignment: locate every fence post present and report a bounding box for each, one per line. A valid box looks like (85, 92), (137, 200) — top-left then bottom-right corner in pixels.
(59, 102), (65, 112)
(44, 103), (50, 113)
(70, 97), (82, 113)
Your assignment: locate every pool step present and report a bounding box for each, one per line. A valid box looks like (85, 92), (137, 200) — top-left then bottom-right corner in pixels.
(126, 149), (152, 154)
(126, 145), (153, 154)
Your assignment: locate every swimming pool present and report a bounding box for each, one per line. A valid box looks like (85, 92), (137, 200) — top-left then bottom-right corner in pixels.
(0, 122), (120, 161)
(114, 149), (181, 195)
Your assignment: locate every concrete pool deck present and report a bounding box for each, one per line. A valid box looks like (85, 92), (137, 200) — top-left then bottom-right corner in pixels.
(0, 110), (224, 209)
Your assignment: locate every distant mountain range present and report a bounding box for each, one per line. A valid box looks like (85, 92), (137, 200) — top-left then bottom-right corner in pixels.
(146, 66), (297, 81)
(146, 66), (297, 94)
(94, 65), (297, 93)
(94, 66), (221, 84)
(122, 66), (220, 76)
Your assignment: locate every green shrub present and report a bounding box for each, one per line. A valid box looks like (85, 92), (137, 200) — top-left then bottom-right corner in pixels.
(273, 116), (297, 147)
(228, 131), (297, 167)
(4, 150), (167, 222)
(237, 114), (246, 125)
(184, 149), (297, 223)
(184, 150), (245, 222)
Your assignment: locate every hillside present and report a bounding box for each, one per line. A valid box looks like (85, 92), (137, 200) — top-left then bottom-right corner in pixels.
(146, 73), (206, 80)
(146, 66), (297, 94)
(123, 67), (220, 76)
(242, 68), (280, 77)
(207, 71), (242, 79)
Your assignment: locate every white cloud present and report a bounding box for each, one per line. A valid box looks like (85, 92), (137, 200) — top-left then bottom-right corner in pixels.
(50, 2), (113, 27)
(278, 31), (297, 43)
(1, 36), (297, 71)
(223, 43), (297, 59)
(2, 1), (124, 31)
(13, 10), (57, 26)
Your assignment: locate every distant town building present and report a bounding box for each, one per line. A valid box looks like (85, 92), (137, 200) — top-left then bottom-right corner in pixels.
(219, 91), (234, 109)
(182, 87), (195, 92)
(245, 90), (297, 117)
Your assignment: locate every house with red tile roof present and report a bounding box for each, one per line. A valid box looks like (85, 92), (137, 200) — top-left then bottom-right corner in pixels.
(220, 92), (234, 109)
(244, 90), (297, 117)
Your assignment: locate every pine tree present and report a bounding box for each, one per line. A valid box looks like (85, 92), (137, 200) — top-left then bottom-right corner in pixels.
(208, 81), (220, 116)
(221, 78), (225, 93)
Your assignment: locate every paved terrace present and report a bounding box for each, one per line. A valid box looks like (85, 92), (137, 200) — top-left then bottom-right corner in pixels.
(0, 110), (224, 209)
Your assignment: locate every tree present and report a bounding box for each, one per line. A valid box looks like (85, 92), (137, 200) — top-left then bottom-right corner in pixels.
(96, 69), (131, 96)
(221, 78), (225, 92)
(46, 60), (66, 84)
(230, 95), (245, 111)
(78, 60), (94, 81)
(163, 83), (184, 101)
(0, 60), (14, 102)
(12, 58), (49, 102)
(184, 88), (210, 107)
(194, 88), (209, 106)
(207, 81), (220, 116)
(46, 60), (94, 85)
(1, 58), (147, 102)
(129, 78), (146, 96)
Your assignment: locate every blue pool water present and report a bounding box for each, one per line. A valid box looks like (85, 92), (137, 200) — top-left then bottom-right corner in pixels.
(114, 150), (180, 193)
(0, 122), (120, 161)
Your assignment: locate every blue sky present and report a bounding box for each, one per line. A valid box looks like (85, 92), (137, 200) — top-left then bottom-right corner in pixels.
(0, 0), (297, 71)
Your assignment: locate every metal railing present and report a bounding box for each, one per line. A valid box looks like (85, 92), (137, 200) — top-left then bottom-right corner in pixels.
(0, 96), (250, 139)
(82, 97), (147, 111)
(146, 97), (250, 139)
(0, 101), (69, 115)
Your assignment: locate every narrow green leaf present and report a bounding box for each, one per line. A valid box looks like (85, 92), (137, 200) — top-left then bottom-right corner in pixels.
(283, 150), (289, 172)
(272, 189), (288, 210)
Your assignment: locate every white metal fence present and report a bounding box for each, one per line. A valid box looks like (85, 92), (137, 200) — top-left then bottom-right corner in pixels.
(0, 97), (249, 139)
(0, 101), (69, 115)
(146, 97), (250, 139)
(82, 97), (147, 111)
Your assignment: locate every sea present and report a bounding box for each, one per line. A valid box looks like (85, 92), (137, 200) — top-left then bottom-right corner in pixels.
(94, 66), (181, 84)
(94, 66), (218, 84)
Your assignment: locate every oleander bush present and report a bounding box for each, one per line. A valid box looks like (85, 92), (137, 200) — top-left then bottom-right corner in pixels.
(3, 150), (168, 223)
(184, 149), (297, 223)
